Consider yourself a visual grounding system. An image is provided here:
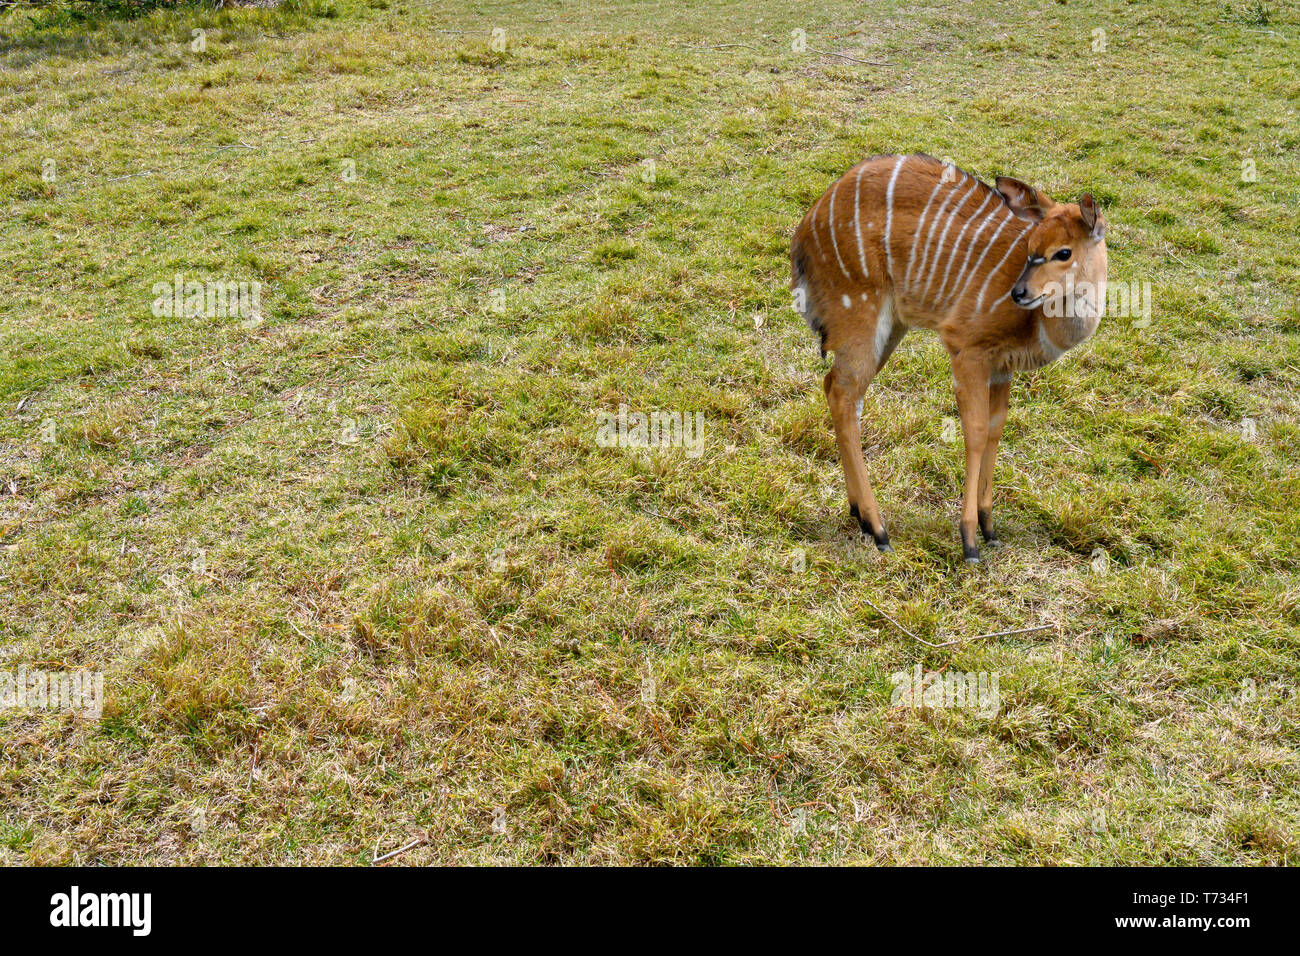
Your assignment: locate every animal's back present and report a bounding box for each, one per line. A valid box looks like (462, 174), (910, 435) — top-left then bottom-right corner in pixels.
(792, 154), (1031, 351)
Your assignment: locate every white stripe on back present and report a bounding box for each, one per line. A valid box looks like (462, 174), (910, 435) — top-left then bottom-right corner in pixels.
(810, 193), (828, 263)
(940, 204), (1006, 303)
(950, 213), (1017, 305)
(904, 176), (947, 286)
(975, 225), (1031, 313)
(828, 178), (852, 280)
(921, 180), (980, 298)
(915, 177), (974, 297)
(852, 163), (870, 280)
(934, 191), (995, 300)
(882, 156), (906, 283)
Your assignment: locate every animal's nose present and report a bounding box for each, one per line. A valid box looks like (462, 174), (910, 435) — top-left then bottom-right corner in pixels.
(1011, 285), (1028, 304)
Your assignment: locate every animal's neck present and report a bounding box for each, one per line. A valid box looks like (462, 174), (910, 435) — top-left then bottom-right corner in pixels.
(1039, 272), (1105, 355)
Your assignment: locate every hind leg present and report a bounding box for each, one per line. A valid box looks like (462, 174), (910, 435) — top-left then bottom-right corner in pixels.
(824, 301), (904, 551)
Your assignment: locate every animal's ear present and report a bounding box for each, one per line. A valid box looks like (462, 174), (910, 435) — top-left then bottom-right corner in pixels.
(1079, 192), (1106, 239)
(995, 176), (1054, 222)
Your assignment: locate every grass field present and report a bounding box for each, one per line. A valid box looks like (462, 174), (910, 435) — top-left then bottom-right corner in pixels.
(1, 0), (1297, 865)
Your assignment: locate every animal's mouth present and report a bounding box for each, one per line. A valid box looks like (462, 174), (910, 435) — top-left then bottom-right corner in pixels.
(1014, 293), (1046, 310)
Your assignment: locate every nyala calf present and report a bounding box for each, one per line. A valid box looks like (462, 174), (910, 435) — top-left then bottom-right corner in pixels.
(791, 153), (1108, 563)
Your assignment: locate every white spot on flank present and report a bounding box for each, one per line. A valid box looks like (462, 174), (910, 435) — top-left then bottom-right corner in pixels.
(841, 294), (852, 309)
(860, 292), (868, 302)
(882, 156), (906, 283)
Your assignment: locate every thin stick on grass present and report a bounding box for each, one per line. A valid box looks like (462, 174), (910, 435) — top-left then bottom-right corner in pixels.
(641, 507), (690, 530)
(681, 43), (886, 66)
(683, 43), (765, 53)
(815, 50), (889, 66)
(861, 595), (1055, 648)
(373, 838), (422, 865)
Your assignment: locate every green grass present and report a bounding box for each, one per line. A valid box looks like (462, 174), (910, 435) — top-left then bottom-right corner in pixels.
(1, 0), (1297, 864)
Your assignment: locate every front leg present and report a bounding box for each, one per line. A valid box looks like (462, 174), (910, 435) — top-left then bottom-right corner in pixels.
(951, 352), (991, 563)
(977, 378), (1012, 547)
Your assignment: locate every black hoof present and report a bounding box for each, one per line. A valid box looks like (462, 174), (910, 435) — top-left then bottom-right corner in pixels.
(977, 509), (1000, 545)
(961, 530), (981, 565)
(850, 504), (891, 551)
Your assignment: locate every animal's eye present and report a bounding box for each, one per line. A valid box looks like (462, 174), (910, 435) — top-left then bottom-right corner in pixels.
(1053, 248), (1072, 261)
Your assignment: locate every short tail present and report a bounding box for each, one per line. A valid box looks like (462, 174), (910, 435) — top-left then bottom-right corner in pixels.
(790, 239), (826, 359)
